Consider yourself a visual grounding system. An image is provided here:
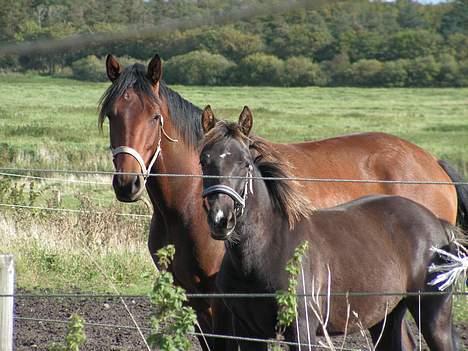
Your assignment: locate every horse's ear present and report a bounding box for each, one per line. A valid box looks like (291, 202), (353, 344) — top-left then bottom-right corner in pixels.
(202, 105), (216, 133)
(147, 54), (162, 85)
(238, 106), (253, 136)
(106, 54), (121, 82)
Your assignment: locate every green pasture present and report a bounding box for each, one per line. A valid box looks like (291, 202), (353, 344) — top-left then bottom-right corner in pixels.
(1, 74), (467, 172)
(0, 74), (467, 322)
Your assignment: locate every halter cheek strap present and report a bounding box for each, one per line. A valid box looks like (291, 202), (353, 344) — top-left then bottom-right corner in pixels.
(111, 115), (178, 182)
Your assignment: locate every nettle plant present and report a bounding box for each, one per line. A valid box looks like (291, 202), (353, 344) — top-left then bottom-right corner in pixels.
(48, 314), (86, 351)
(147, 245), (197, 351)
(275, 241), (309, 338)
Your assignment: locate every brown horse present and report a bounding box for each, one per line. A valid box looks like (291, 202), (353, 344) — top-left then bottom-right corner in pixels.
(200, 108), (460, 351)
(99, 54), (467, 350)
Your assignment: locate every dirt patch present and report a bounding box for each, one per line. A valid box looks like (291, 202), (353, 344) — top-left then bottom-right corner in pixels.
(14, 293), (467, 350)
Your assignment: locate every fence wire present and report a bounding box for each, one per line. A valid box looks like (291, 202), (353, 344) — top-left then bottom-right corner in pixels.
(2, 291), (466, 299)
(14, 316), (363, 350)
(0, 203), (151, 218)
(2, 167), (468, 186)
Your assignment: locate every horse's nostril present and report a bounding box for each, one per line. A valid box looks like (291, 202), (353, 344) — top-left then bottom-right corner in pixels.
(133, 175), (141, 189)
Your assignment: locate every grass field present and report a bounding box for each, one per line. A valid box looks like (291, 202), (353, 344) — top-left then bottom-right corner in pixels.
(0, 74), (467, 321)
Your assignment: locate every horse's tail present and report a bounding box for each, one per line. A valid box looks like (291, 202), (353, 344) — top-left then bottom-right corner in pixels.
(438, 160), (468, 233)
(427, 222), (467, 291)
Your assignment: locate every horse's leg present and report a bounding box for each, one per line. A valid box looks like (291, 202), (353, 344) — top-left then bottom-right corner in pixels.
(211, 298), (238, 351)
(284, 315), (319, 351)
(368, 301), (410, 351)
(193, 307), (215, 351)
(406, 293), (458, 351)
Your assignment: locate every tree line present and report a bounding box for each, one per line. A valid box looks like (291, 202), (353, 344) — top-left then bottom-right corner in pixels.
(1, 0), (467, 87)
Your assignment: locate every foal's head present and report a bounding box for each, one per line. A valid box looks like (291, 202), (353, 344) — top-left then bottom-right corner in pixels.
(199, 106), (254, 240)
(199, 106), (312, 241)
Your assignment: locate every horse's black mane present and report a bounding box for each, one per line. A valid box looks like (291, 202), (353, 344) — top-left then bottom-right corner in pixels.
(98, 63), (203, 148)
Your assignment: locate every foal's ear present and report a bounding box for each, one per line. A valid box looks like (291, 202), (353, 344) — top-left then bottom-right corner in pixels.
(238, 106), (253, 136)
(106, 54), (121, 82)
(202, 105), (216, 133)
(147, 54), (162, 85)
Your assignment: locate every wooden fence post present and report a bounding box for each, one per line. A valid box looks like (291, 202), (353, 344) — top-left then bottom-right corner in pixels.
(0, 254), (14, 351)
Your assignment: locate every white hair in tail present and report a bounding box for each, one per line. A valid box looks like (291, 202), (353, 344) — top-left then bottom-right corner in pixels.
(428, 232), (468, 291)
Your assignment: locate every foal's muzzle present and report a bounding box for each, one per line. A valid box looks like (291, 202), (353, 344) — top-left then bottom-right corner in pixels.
(202, 184), (246, 240)
(204, 194), (237, 240)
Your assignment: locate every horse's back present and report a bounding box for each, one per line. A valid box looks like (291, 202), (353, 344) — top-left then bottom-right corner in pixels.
(305, 194), (450, 286)
(301, 195), (451, 331)
(272, 132), (457, 223)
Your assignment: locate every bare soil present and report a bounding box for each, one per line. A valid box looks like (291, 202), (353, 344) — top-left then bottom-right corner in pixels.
(13, 292), (467, 350)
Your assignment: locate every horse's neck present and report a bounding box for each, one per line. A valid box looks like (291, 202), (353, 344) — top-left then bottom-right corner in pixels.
(148, 142), (200, 205)
(228, 171), (288, 281)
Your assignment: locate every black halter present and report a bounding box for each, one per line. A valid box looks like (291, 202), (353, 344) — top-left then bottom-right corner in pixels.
(202, 166), (253, 217)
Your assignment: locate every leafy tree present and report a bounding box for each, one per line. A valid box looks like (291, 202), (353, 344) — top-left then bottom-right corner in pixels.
(265, 12), (333, 60)
(236, 53), (284, 86)
(406, 55), (441, 87)
(437, 53), (460, 87)
(344, 59), (384, 87)
(191, 26), (265, 61)
(383, 29), (442, 60)
(282, 56), (326, 87)
(440, 0), (468, 35)
(377, 60), (408, 87)
(164, 50), (235, 85)
(446, 33), (468, 61)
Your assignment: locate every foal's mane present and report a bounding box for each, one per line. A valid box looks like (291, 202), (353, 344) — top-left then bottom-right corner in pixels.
(202, 121), (312, 228)
(98, 63), (203, 148)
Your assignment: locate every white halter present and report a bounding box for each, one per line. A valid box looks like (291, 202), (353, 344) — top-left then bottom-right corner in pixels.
(111, 115), (178, 182)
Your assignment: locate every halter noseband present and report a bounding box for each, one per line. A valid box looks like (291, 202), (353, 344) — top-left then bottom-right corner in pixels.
(202, 165), (253, 217)
(111, 115), (178, 182)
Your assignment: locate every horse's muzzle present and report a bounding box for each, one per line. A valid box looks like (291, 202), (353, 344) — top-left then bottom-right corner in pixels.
(206, 202), (236, 240)
(112, 174), (145, 202)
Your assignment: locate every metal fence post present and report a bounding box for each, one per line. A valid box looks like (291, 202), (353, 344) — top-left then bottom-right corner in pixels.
(0, 254), (14, 351)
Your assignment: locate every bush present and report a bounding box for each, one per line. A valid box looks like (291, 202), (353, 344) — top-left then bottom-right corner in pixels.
(377, 60), (408, 87)
(344, 59), (384, 87)
(282, 56), (327, 86)
(71, 56), (107, 82)
(406, 55), (441, 87)
(437, 54), (460, 87)
(235, 53), (284, 86)
(456, 60), (468, 87)
(164, 50), (235, 85)
(321, 52), (351, 86)
(70, 55), (145, 82)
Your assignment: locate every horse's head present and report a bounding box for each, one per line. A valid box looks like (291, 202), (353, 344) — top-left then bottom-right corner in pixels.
(199, 105), (254, 240)
(100, 54), (174, 202)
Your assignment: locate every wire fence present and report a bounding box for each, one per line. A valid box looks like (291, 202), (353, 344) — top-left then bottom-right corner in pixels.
(2, 154), (467, 350)
(2, 291), (467, 299)
(1, 167), (468, 186)
(14, 316), (364, 351)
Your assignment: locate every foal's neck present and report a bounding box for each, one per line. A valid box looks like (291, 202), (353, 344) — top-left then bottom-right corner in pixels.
(228, 169), (289, 283)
